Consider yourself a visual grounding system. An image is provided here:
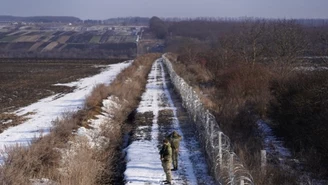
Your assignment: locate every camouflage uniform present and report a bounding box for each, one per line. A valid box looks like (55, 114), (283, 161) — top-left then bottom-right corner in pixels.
(160, 140), (172, 183)
(167, 131), (182, 170)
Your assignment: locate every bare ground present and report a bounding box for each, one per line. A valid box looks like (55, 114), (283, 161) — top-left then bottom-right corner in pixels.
(0, 58), (124, 113)
(0, 58), (124, 133)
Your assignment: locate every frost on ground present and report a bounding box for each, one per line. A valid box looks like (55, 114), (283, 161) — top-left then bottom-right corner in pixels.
(257, 120), (328, 185)
(257, 120), (292, 164)
(0, 61), (132, 162)
(124, 59), (216, 185)
(76, 95), (123, 148)
(47, 91), (125, 185)
(30, 178), (56, 185)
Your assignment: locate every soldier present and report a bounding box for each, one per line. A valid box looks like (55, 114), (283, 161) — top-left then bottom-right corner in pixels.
(167, 131), (182, 171)
(160, 139), (172, 184)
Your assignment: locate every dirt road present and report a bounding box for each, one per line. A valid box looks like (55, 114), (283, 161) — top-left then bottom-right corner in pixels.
(124, 58), (216, 185)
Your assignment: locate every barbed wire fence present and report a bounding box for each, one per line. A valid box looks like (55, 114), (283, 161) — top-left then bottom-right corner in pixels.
(162, 55), (255, 185)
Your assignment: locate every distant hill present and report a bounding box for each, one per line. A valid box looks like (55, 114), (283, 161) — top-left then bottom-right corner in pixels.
(0, 15), (81, 23)
(104, 17), (149, 26)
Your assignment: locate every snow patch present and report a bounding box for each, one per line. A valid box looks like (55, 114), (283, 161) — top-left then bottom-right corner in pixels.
(124, 141), (164, 184)
(294, 66), (328, 71)
(57, 95), (122, 181)
(53, 82), (79, 87)
(2, 119), (13, 125)
(76, 95), (122, 149)
(30, 178), (56, 185)
(0, 61), (132, 163)
(257, 120), (291, 162)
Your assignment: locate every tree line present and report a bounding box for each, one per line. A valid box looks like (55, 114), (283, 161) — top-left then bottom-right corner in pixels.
(0, 15), (81, 23)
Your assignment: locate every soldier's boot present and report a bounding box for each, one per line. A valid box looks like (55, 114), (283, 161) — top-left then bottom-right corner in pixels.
(165, 161), (172, 183)
(172, 152), (178, 170)
(172, 159), (178, 170)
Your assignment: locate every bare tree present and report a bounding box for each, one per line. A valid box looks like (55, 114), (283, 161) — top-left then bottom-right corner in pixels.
(237, 20), (266, 64)
(268, 20), (307, 64)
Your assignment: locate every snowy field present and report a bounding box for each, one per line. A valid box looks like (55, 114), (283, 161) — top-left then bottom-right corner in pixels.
(0, 61), (132, 162)
(124, 59), (215, 185)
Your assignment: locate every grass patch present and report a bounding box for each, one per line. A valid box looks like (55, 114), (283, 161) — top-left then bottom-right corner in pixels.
(89, 36), (102, 43)
(0, 112), (34, 133)
(0, 35), (19, 42)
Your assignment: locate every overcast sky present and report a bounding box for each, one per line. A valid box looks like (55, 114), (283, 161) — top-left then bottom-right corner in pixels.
(0, 0), (327, 20)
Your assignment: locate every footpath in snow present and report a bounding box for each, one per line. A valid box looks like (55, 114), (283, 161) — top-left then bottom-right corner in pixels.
(124, 59), (216, 185)
(0, 61), (132, 160)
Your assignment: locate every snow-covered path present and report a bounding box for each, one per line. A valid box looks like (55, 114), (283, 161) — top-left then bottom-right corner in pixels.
(0, 61), (132, 157)
(124, 59), (215, 185)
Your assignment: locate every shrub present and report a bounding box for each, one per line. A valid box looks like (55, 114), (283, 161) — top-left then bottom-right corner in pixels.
(270, 71), (328, 177)
(170, 53), (299, 184)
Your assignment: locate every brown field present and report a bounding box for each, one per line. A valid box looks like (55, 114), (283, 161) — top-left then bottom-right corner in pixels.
(14, 35), (41, 42)
(7, 31), (22, 36)
(42, 42), (59, 51)
(0, 58), (125, 113)
(0, 27), (139, 58)
(39, 35), (54, 42)
(29, 42), (44, 51)
(57, 35), (71, 44)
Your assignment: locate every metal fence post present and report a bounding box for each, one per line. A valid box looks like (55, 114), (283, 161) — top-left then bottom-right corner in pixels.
(207, 113), (210, 135)
(219, 132), (223, 168)
(230, 153), (234, 185)
(210, 116), (214, 136)
(240, 177), (245, 185)
(261, 150), (267, 175)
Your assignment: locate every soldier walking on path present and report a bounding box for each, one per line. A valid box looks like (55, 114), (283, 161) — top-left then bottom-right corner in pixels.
(167, 131), (182, 171)
(160, 139), (172, 184)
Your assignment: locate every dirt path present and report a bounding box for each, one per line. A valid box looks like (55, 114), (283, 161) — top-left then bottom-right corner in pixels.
(124, 58), (216, 185)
